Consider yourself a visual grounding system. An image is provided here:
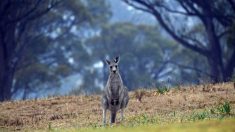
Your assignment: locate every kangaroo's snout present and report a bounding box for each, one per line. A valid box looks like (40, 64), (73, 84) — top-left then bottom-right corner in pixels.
(111, 65), (117, 73)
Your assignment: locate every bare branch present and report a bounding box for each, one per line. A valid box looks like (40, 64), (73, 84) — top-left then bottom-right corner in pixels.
(180, 34), (206, 49)
(155, 2), (198, 16)
(131, 0), (209, 56)
(169, 60), (212, 78)
(123, 0), (152, 13)
(218, 30), (231, 39)
(227, 0), (235, 12)
(153, 60), (169, 80)
(8, 0), (62, 24)
(124, 0), (209, 56)
(26, 0), (62, 21)
(8, 0), (43, 23)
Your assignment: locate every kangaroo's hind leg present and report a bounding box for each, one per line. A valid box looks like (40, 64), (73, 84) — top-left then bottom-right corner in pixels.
(102, 95), (108, 126)
(120, 108), (124, 121)
(102, 108), (107, 125)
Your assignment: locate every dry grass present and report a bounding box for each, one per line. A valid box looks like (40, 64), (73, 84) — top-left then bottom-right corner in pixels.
(0, 82), (235, 131)
(133, 89), (146, 102)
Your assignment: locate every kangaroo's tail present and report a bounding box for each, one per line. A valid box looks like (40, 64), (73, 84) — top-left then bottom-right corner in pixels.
(111, 112), (116, 123)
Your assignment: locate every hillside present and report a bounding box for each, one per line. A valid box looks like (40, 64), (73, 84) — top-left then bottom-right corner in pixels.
(0, 82), (235, 131)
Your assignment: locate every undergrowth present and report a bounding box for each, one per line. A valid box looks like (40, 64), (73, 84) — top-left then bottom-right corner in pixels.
(157, 86), (170, 94)
(189, 101), (232, 122)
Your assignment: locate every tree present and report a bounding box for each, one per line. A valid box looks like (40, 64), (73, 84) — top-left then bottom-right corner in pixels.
(0, 0), (62, 101)
(123, 0), (235, 82)
(0, 0), (111, 101)
(14, 0), (111, 99)
(85, 23), (186, 90)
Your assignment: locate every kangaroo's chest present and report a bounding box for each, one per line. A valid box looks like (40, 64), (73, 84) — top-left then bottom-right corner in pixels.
(107, 76), (122, 98)
(108, 74), (122, 86)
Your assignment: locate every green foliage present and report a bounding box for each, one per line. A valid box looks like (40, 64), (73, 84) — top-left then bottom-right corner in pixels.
(190, 111), (209, 121)
(217, 101), (231, 115)
(157, 87), (169, 94)
(12, 0), (112, 99)
(86, 22), (182, 90)
(173, 111), (176, 117)
(48, 122), (52, 130)
(126, 114), (158, 126)
(88, 122), (100, 128)
(124, 0), (235, 83)
(189, 101), (232, 122)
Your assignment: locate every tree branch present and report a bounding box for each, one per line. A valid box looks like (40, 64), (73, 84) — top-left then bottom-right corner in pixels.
(153, 60), (169, 80)
(123, 0), (152, 13)
(227, 0), (235, 13)
(8, 0), (61, 24)
(218, 30), (231, 39)
(8, 0), (43, 23)
(124, 0), (209, 56)
(180, 34), (206, 49)
(154, 2), (198, 16)
(26, 0), (62, 21)
(169, 60), (212, 78)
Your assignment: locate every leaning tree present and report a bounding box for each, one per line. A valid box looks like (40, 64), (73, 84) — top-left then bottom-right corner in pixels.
(123, 0), (235, 82)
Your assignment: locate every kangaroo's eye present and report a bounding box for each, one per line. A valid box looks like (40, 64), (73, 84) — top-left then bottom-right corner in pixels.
(110, 66), (112, 69)
(115, 65), (118, 68)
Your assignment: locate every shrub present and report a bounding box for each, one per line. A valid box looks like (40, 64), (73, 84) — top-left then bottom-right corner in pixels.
(217, 101), (231, 115)
(190, 111), (209, 121)
(157, 87), (169, 94)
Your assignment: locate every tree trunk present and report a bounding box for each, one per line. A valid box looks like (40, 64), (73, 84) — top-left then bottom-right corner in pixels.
(223, 50), (235, 81)
(204, 15), (224, 82)
(0, 23), (16, 101)
(207, 57), (220, 83)
(0, 45), (13, 101)
(0, 41), (6, 101)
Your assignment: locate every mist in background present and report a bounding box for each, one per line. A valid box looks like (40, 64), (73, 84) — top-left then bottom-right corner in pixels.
(0, 0), (234, 101)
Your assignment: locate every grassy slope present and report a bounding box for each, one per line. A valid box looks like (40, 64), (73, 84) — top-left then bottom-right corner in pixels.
(0, 82), (235, 131)
(62, 119), (235, 132)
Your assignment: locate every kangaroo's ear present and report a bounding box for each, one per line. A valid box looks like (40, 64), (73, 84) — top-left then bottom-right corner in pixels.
(105, 59), (111, 65)
(114, 56), (120, 63)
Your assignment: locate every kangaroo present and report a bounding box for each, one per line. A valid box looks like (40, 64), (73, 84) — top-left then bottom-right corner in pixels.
(101, 56), (129, 125)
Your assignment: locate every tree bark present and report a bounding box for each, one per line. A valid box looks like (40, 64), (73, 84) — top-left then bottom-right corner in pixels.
(0, 41), (6, 101)
(0, 41), (13, 101)
(0, 0), (61, 101)
(0, 21), (17, 101)
(224, 48), (235, 81)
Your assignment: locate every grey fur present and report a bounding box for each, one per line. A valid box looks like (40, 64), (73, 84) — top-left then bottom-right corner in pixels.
(101, 56), (129, 125)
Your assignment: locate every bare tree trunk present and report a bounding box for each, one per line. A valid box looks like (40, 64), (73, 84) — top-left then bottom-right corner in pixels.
(0, 45), (13, 101)
(0, 42), (6, 101)
(0, 23), (16, 101)
(202, 3), (227, 81)
(224, 49), (235, 81)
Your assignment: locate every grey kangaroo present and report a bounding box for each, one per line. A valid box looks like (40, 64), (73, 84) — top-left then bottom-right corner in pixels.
(101, 56), (129, 125)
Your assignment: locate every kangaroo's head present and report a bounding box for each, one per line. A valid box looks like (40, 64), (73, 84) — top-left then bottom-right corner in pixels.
(106, 56), (120, 74)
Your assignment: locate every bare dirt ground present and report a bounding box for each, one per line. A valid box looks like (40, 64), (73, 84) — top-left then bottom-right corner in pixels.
(0, 82), (235, 131)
